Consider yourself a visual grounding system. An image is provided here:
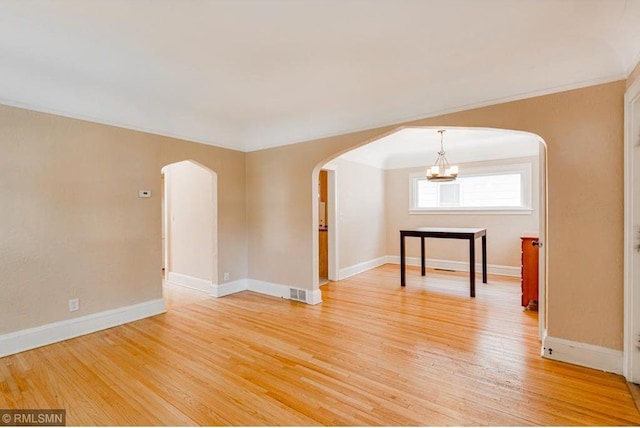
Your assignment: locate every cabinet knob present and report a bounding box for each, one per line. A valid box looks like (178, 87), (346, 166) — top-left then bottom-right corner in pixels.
(532, 241), (543, 247)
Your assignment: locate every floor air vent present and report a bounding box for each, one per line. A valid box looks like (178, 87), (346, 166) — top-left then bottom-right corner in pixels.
(289, 288), (307, 303)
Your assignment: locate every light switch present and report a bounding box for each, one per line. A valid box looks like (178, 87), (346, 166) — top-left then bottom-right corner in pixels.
(139, 190), (151, 198)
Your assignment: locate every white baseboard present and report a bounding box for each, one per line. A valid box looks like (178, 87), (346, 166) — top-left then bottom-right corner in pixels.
(339, 256), (388, 280)
(0, 299), (166, 358)
(167, 272), (213, 293)
(307, 289), (323, 305)
(385, 255), (520, 277)
(247, 279), (290, 299)
(247, 279), (323, 305)
(210, 278), (322, 305)
(542, 334), (623, 374)
(211, 279), (247, 297)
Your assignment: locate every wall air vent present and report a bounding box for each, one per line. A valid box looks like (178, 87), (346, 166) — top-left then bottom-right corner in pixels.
(289, 288), (307, 303)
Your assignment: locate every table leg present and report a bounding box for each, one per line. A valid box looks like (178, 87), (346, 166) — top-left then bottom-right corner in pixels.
(421, 236), (426, 276)
(482, 235), (487, 284)
(469, 238), (476, 298)
(400, 233), (406, 286)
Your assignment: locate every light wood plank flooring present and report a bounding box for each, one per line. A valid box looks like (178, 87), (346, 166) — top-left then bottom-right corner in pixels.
(1, 265), (638, 425)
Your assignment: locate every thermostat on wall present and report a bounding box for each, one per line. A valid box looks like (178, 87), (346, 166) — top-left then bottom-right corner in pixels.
(138, 190), (152, 198)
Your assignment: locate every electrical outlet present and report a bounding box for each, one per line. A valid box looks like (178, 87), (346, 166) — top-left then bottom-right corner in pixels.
(223, 272), (230, 282)
(68, 298), (80, 312)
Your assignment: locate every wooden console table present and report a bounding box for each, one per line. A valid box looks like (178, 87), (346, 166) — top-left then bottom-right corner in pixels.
(400, 227), (487, 297)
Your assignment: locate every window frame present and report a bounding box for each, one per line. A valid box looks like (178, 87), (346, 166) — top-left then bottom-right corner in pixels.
(408, 162), (533, 214)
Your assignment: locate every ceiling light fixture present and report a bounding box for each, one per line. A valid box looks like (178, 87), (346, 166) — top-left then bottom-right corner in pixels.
(426, 129), (458, 182)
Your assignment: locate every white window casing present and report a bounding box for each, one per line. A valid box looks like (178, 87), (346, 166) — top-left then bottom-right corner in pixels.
(409, 162), (533, 214)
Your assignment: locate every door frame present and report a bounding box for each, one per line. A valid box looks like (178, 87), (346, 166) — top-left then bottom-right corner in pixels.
(319, 128), (547, 338)
(538, 142), (548, 340)
(624, 77), (640, 382)
(161, 160), (219, 291)
(325, 167), (339, 281)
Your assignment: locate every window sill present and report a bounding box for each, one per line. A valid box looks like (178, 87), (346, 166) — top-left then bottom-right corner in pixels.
(409, 208), (533, 215)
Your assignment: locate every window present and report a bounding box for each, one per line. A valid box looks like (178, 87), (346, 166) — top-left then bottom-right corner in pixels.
(409, 163), (532, 213)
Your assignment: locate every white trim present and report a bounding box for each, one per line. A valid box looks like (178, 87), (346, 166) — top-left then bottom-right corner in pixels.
(245, 74), (625, 152)
(626, 55), (640, 78)
(339, 256), (389, 280)
(247, 279), (323, 305)
(338, 255), (519, 278)
(385, 255), (520, 277)
(246, 279), (290, 299)
(623, 73), (640, 381)
(211, 279), (248, 298)
(307, 289), (323, 305)
(542, 334), (622, 374)
(327, 168), (339, 281)
(210, 278), (322, 305)
(0, 75), (625, 154)
(409, 162), (532, 212)
(537, 142), (548, 340)
(0, 98), (243, 152)
(409, 208), (533, 215)
(166, 272), (213, 293)
(0, 299), (166, 358)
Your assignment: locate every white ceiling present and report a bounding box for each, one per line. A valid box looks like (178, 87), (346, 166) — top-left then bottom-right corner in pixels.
(1, 1), (639, 152)
(334, 127), (540, 169)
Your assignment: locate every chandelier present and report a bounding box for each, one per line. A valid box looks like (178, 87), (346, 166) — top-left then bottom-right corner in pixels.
(426, 129), (458, 182)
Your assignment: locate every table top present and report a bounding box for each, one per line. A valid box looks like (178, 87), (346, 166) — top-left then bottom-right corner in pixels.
(400, 227), (487, 237)
(400, 227), (486, 234)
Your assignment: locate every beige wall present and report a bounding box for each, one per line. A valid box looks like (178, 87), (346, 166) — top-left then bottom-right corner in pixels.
(333, 159), (386, 269)
(332, 155), (539, 271)
(0, 104), (246, 335)
(246, 132), (385, 288)
(386, 156), (540, 268)
(159, 140), (247, 285)
(247, 81), (625, 350)
(164, 161), (215, 282)
(0, 80), (627, 351)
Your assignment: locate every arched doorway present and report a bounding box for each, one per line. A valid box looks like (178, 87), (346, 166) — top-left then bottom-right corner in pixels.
(313, 126), (548, 338)
(161, 160), (218, 299)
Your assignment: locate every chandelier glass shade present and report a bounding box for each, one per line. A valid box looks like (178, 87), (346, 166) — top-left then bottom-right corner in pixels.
(426, 130), (458, 182)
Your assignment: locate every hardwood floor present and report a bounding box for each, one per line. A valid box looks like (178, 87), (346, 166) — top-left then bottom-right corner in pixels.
(162, 280), (210, 311)
(1, 265), (639, 425)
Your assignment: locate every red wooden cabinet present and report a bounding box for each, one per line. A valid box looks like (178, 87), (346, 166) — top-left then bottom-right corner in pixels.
(521, 235), (539, 310)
